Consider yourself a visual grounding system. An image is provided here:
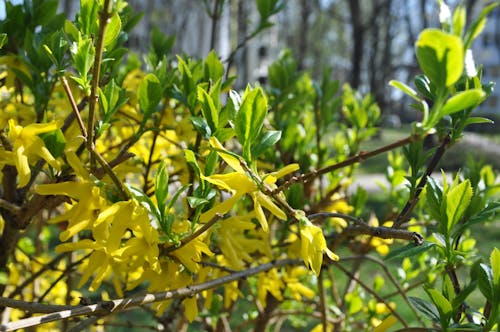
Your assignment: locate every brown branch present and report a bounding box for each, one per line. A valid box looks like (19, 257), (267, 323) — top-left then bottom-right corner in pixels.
(318, 270), (328, 332)
(344, 225), (424, 244)
(0, 297), (74, 314)
(393, 134), (451, 228)
(274, 134), (420, 193)
(0, 199), (20, 215)
(89, 149), (129, 200)
(87, 0), (113, 169)
(60, 76), (87, 139)
(0, 259), (302, 331)
(341, 255), (426, 326)
(309, 212), (424, 244)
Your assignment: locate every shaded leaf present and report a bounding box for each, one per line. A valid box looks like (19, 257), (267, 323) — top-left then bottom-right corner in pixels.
(409, 297), (441, 323)
(385, 241), (436, 261)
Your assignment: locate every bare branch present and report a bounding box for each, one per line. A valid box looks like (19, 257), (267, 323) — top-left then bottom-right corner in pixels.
(0, 259), (302, 331)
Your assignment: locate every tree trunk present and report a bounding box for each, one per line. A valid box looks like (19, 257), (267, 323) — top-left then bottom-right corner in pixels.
(297, 0), (312, 70)
(349, 0), (363, 89)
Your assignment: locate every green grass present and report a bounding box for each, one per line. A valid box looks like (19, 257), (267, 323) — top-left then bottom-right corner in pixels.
(357, 127), (410, 174)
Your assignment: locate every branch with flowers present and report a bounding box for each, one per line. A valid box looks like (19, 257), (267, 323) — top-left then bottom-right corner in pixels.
(0, 1), (499, 331)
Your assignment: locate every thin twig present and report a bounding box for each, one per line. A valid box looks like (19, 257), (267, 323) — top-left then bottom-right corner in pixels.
(0, 259), (302, 332)
(87, 0), (113, 169)
(393, 134), (451, 228)
(0, 199), (20, 215)
(318, 270), (328, 332)
(7, 253), (71, 299)
(89, 149), (129, 200)
(341, 255), (426, 326)
(309, 212), (424, 244)
(274, 134), (420, 193)
(332, 261), (409, 328)
(60, 76), (87, 139)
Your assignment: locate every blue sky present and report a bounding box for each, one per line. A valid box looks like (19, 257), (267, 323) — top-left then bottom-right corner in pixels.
(0, 0), (23, 20)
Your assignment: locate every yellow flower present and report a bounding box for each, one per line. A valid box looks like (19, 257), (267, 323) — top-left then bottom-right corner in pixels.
(373, 315), (397, 332)
(215, 213), (272, 269)
(257, 265), (285, 307)
(170, 236), (214, 273)
(200, 137), (298, 232)
(299, 217), (339, 275)
(284, 266), (315, 300)
(8, 119), (62, 187)
(51, 200), (160, 294)
(183, 296), (198, 322)
(324, 193), (354, 229)
(35, 151), (108, 241)
(311, 323), (333, 332)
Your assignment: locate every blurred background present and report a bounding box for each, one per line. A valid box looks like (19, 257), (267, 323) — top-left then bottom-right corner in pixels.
(54, 0), (500, 123)
(1, 0), (498, 169)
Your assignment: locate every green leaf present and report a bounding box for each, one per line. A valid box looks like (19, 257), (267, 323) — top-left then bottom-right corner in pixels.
(165, 184), (191, 215)
(151, 27), (175, 61)
(491, 248), (500, 293)
(469, 201), (500, 223)
(138, 73), (162, 115)
(204, 50), (224, 81)
(184, 149), (201, 180)
(256, 0), (283, 19)
(251, 130), (282, 158)
(415, 29), (464, 88)
(187, 196), (209, 209)
(464, 116), (494, 126)
(214, 128), (235, 143)
(452, 281), (477, 311)
(71, 37), (95, 78)
(426, 176), (444, 223)
(155, 161), (169, 209)
(414, 74), (434, 100)
(409, 297), (441, 323)
(127, 185), (161, 222)
(197, 86), (219, 132)
(190, 116), (211, 139)
(446, 179), (472, 232)
(78, 0), (99, 36)
(441, 89), (486, 116)
(0, 271), (7, 284)
(385, 241), (436, 261)
(425, 287), (452, 327)
(40, 129), (66, 158)
(99, 79), (128, 121)
(0, 33), (7, 49)
(235, 86), (268, 161)
(204, 150), (219, 176)
(103, 12), (122, 47)
(478, 263), (494, 301)
(64, 20), (79, 41)
(389, 80), (420, 102)
(452, 5), (466, 37)
(464, 3), (500, 50)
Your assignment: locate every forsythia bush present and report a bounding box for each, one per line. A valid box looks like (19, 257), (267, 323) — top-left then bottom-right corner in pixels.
(0, 0), (499, 331)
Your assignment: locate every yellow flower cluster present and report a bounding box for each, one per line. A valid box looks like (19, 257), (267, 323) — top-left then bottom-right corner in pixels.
(200, 137), (298, 232)
(6, 119), (62, 187)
